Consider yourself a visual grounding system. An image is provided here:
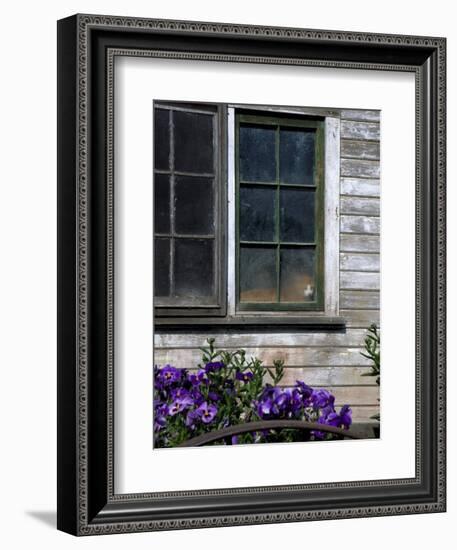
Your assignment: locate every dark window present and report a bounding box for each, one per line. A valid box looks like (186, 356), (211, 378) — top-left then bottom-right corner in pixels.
(236, 113), (324, 311)
(153, 103), (225, 316)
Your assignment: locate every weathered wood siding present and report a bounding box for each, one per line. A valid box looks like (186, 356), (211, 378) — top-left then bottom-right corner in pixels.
(337, 109), (380, 421)
(154, 108), (380, 427)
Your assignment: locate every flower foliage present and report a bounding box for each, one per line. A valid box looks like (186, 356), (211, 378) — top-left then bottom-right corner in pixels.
(154, 339), (352, 448)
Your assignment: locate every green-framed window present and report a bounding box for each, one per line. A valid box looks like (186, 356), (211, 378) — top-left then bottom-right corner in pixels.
(236, 113), (325, 311)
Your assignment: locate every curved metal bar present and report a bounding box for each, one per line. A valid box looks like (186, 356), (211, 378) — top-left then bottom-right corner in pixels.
(177, 420), (359, 447)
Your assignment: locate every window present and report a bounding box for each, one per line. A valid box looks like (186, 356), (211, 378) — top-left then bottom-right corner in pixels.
(154, 102), (340, 325)
(153, 103), (226, 317)
(236, 113), (324, 311)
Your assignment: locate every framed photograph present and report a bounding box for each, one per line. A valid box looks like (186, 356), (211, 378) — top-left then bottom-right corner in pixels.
(57, 14), (446, 535)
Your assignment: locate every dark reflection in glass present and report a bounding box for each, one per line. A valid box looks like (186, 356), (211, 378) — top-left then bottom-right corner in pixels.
(240, 186), (276, 242)
(174, 111), (214, 174)
(154, 238), (170, 297)
(154, 174), (170, 234)
(240, 246), (276, 302)
(239, 124), (276, 182)
(174, 239), (214, 298)
(280, 248), (315, 302)
(280, 188), (315, 243)
(154, 109), (170, 170)
(279, 128), (315, 185)
(175, 177), (214, 235)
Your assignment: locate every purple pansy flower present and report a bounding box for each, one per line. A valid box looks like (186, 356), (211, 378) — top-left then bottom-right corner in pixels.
(197, 402), (218, 424)
(168, 396), (193, 416)
(185, 409), (200, 429)
(311, 389), (335, 409)
(153, 403), (169, 431)
(170, 387), (190, 401)
(236, 371), (254, 383)
(204, 361), (224, 373)
(208, 391), (221, 401)
(157, 365), (182, 387)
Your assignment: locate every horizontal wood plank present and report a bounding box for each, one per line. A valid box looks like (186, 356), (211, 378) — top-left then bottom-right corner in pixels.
(341, 139), (380, 160)
(340, 290), (380, 310)
(340, 252), (380, 271)
(155, 328), (372, 349)
(346, 406), (380, 422)
(341, 120), (380, 141)
(341, 177), (380, 197)
(340, 196), (380, 216)
(340, 309), (380, 328)
(340, 271), (380, 290)
(277, 385), (379, 406)
(268, 366), (377, 387)
(340, 215), (380, 234)
(154, 347), (373, 368)
(340, 109), (380, 122)
(341, 158), (380, 179)
(340, 234), (380, 253)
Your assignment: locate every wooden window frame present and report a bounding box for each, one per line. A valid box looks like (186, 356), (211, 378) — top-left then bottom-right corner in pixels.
(153, 101), (227, 318)
(155, 102), (342, 328)
(235, 111), (325, 312)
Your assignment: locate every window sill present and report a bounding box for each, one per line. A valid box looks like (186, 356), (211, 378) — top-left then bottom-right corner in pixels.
(154, 315), (346, 332)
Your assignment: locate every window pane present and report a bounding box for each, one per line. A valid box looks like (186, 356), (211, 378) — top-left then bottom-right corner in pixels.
(154, 109), (170, 170)
(279, 128), (315, 185)
(280, 248), (315, 302)
(174, 239), (214, 298)
(280, 188), (315, 243)
(239, 124), (276, 182)
(154, 174), (170, 234)
(173, 111), (214, 173)
(174, 176), (214, 235)
(240, 186), (276, 242)
(154, 238), (171, 297)
(240, 246), (276, 302)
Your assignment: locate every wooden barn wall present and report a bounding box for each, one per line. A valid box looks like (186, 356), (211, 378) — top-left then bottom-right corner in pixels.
(154, 109), (381, 425)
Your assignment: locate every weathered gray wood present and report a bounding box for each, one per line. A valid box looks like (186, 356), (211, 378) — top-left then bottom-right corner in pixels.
(341, 158), (380, 178)
(266, 366), (378, 387)
(345, 406), (379, 422)
(340, 253), (380, 271)
(340, 196), (380, 216)
(177, 366), (377, 388)
(341, 120), (380, 141)
(340, 234), (380, 253)
(340, 109), (381, 122)
(155, 328), (372, 349)
(340, 290), (380, 310)
(340, 215), (380, 235)
(340, 309), (380, 328)
(340, 271), (380, 290)
(277, 385), (379, 406)
(324, 116), (341, 316)
(341, 139), (380, 160)
(341, 177), (380, 197)
(154, 347), (372, 368)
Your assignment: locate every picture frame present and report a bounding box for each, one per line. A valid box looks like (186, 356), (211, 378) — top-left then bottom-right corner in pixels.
(57, 13), (446, 535)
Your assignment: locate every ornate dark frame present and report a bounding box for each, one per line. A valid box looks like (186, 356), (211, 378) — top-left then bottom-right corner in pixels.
(57, 14), (446, 536)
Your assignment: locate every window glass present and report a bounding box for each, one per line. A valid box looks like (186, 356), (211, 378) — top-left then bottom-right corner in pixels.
(240, 185), (276, 242)
(238, 116), (321, 309)
(239, 125), (276, 182)
(154, 105), (218, 307)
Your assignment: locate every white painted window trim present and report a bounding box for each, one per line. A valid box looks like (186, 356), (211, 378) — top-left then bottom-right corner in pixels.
(227, 106), (340, 317)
